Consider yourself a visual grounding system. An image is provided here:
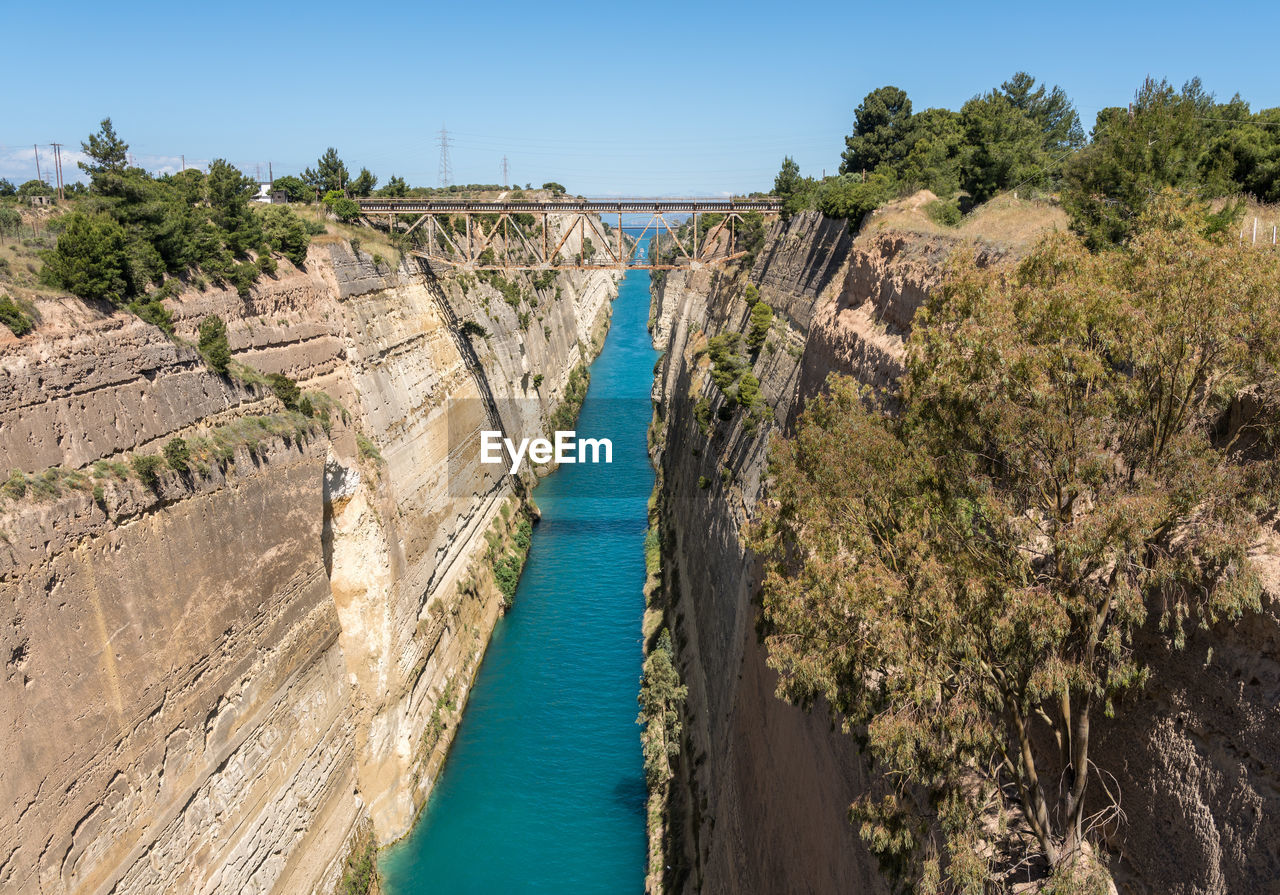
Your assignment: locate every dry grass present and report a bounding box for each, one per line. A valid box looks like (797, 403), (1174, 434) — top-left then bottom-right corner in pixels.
(860, 190), (1069, 252)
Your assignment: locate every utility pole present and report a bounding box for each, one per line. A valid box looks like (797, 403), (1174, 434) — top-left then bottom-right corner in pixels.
(269, 161), (273, 183)
(33, 145), (42, 184)
(181, 154), (185, 171)
(501, 155), (510, 189)
(437, 125), (452, 187)
(50, 143), (65, 199)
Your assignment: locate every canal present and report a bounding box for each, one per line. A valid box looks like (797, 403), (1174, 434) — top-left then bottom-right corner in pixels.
(381, 269), (656, 893)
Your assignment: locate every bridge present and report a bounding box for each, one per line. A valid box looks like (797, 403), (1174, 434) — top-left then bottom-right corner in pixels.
(355, 197), (783, 271)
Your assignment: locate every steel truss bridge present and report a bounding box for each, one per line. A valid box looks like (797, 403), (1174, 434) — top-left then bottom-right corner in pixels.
(355, 197), (783, 271)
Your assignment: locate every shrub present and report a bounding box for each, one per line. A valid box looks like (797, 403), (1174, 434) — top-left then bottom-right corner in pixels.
(697, 475), (711, 489)
(129, 295), (173, 334)
(268, 373), (300, 409)
(532, 373), (544, 389)
(130, 454), (165, 490)
(298, 396), (314, 418)
(3, 469), (27, 499)
(356, 432), (383, 464)
(694, 397), (713, 435)
(459, 319), (489, 339)
(163, 437), (190, 471)
(924, 198), (962, 227)
(0, 295), (34, 337)
(747, 301), (773, 352)
(324, 193), (361, 223)
(228, 260), (258, 298)
(40, 212), (130, 305)
(198, 315), (232, 373)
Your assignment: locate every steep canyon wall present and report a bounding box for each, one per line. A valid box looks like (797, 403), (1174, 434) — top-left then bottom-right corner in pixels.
(0, 232), (615, 894)
(648, 207), (1280, 895)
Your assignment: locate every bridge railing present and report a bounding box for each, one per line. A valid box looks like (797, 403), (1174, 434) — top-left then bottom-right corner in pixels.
(355, 197), (783, 214)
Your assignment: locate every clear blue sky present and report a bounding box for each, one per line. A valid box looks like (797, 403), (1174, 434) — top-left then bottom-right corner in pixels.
(2, 0), (1277, 196)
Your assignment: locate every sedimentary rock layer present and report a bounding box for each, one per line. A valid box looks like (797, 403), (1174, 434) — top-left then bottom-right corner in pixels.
(0, 236), (615, 894)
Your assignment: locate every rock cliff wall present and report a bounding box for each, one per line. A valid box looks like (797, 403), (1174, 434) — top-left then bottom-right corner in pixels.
(0, 235), (616, 894)
(648, 207), (1280, 895)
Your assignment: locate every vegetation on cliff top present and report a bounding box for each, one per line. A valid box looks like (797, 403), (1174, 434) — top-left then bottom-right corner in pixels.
(749, 195), (1280, 890)
(35, 119), (319, 313)
(774, 73), (1280, 245)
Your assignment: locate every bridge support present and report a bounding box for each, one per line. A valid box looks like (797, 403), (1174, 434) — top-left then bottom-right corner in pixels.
(357, 197), (780, 272)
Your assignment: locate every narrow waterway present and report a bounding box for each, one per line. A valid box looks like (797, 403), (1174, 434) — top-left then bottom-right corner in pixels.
(381, 270), (655, 893)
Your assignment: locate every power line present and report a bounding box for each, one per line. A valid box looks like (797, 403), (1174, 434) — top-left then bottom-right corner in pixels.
(437, 125), (452, 187)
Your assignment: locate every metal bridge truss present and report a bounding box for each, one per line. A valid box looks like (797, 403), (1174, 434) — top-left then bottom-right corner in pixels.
(355, 198), (782, 271)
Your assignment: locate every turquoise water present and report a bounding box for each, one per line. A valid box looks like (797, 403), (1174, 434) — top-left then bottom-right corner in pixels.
(381, 271), (655, 893)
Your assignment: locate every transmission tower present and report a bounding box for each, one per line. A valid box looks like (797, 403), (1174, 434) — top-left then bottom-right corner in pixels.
(501, 155), (509, 188)
(437, 125), (453, 187)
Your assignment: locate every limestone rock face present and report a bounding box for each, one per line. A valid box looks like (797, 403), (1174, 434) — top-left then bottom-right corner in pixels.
(650, 210), (1280, 895)
(0, 240), (616, 894)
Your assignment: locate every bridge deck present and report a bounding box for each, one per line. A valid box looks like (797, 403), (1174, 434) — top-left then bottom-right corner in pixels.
(356, 197), (781, 214)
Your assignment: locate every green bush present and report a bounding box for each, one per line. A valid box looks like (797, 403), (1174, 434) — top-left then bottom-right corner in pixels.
(129, 295), (173, 334)
(0, 295), (34, 337)
(324, 192), (361, 223)
(694, 397), (713, 435)
(459, 319), (489, 339)
(198, 315), (232, 373)
(131, 454), (166, 490)
(532, 373), (544, 389)
(747, 301), (773, 352)
(924, 198), (962, 227)
(3, 469), (27, 499)
(356, 432), (383, 464)
(163, 437), (190, 471)
(268, 373), (300, 409)
(40, 212), (130, 304)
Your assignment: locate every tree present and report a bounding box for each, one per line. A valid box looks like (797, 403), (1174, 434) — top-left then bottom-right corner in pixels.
(379, 174), (408, 197)
(841, 86), (913, 175)
(79, 117), (129, 178)
(304, 148), (349, 194)
(897, 107), (965, 195)
(750, 195), (1280, 889)
(637, 629), (687, 788)
(17, 179), (53, 198)
(41, 212), (130, 305)
(349, 167), (377, 197)
(271, 174), (310, 203)
(746, 300), (773, 352)
(959, 91), (1052, 203)
(773, 156), (809, 219)
(1062, 78), (1208, 248)
(1001, 71), (1085, 154)
(0, 178), (15, 196)
(198, 314), (232, 373)
(542, 181), (566, 195)
(260, 206), (312, 266)
(323, 191), (361, 222)
(206, 159), (259, 253)
(0, 207), (21, 242)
